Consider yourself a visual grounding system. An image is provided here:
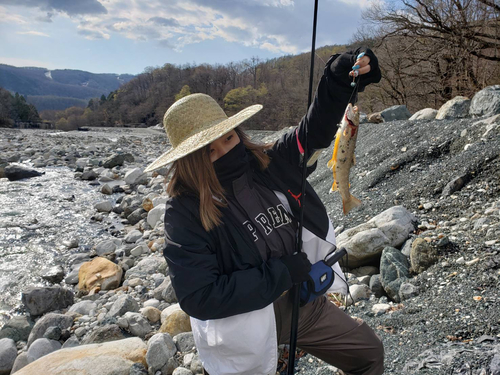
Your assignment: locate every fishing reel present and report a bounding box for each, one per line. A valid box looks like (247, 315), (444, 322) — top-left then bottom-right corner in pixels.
(299, 247), (347, 306)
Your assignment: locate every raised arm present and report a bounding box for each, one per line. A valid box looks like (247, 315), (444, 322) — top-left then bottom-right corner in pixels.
(271, 47), (381, 169)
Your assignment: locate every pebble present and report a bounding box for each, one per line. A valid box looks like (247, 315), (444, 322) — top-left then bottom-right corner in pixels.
(456, 257), (466, 265)
(74, 327), (87, 338)
(372, 303), (391, 316)
(465, 258), (480, 266)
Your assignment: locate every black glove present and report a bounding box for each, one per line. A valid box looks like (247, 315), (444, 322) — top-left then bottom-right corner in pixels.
(281, 252), (312, 284)
(328, 47), (381, 92)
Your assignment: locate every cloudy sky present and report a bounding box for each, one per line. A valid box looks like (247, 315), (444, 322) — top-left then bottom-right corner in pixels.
(0, 0), (371, 75)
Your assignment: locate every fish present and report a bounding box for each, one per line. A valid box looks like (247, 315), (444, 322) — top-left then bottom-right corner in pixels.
(327, 103), (361, 215)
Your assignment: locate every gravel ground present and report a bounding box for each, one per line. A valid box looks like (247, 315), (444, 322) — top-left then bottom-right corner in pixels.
(284, 114), (500, 374)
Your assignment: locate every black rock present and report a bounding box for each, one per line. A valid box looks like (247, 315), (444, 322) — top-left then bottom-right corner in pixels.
(21, 286), (74, 317)
(4, 164), (43, 181)
(43, 326), (62, 341)
(103, 153), (135, 169)
(442, 174), (471, 196)
(80, 170), (98, 181)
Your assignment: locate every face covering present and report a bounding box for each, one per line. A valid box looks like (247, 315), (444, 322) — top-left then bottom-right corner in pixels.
(213, 139), (249, 184)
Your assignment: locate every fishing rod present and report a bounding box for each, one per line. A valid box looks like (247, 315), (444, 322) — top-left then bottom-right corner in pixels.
(287, 0), (361, 372)
(286, 0), (319, 373)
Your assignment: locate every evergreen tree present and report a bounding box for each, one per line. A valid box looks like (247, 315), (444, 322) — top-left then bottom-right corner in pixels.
(175, 85), (191, 101)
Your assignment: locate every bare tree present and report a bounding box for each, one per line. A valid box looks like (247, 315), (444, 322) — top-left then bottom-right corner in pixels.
(361, 0), (500, 109)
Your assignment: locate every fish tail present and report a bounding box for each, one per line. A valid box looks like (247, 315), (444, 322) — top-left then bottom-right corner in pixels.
(342, 194), (362, 215)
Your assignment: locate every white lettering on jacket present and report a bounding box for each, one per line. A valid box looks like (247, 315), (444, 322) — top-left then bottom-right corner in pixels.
(247, 204), (292, 239)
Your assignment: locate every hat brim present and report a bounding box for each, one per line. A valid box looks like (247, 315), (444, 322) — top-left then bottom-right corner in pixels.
(144, 104), (263, 173)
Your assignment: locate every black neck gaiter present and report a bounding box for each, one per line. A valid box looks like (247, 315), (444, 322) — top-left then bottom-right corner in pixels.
(213, 139), (250, 185)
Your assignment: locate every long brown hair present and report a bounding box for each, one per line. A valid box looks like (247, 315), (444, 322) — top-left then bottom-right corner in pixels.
(166, 127), (272, 231)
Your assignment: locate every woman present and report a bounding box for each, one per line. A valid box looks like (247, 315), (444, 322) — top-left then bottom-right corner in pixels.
(144, 48), (384, 375)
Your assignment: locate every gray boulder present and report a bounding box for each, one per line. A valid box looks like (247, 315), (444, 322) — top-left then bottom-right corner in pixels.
(369, 274), (386, 298)
(27, 313), (73, 347)
(95, 239), (119, 256)
(381, 105), (411, 122)
(147, 204), (166, 228)
(380, 247), (410, 302)
(4, 164), (43, 181)
(107, 295), (140, 318)
(102, 153), (134, 169)
(123, 312), (153, 338)
(10, 352), (29, 374)
(399, 282), (419, 301)
(348, 284), (372, 305)
(146, 333), (177, 374)
(43, 326), (62, 341)
(190, 355), (204, 374)
(409, 108), (438, 121)
(173, 332), (195, 353)
(127, 208), (146, 225)
(0, 338), (17, 375)
(65, 262), (85, 284)
(336, 206), (417, 267)
(125, 230), (143, 244)
(129, 363), (149, 375)
(94, 200), (113, 213)
(125, 168), (148, 186)
(21, 286), (74, 317)
(81, 324), (125, 345)
(410, 238), (438, 274)
(436, 96), (470, 119)
(470, 85), (500, 118)
(153, 277), (178, 303)
(41, 265), (65, 284)
(26, 338), (61, 363)
(125, 257), (166, 280)
(62, 336), (80, 349)
(401, 238), (414, 257)
(68, 300), (97, 316)
(0, 316), (34, 342)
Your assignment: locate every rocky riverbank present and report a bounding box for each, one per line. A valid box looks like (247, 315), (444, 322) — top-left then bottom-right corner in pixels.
(0, 86), (499, 375)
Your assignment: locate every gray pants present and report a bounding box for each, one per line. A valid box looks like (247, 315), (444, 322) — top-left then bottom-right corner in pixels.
(274, 293), (385, 375)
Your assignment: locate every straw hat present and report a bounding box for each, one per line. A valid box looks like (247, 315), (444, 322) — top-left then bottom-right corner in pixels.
(144, 93), (262, 172)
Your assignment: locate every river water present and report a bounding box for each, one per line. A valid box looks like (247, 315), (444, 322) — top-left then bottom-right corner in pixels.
(0, 127), (279, 328)
(0, 166), (110, 326)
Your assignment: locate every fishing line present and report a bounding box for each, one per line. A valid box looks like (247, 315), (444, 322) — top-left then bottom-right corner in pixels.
(348, 76), (360, 104)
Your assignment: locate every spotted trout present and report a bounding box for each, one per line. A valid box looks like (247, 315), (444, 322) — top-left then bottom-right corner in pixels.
(327, 103), (361, 215)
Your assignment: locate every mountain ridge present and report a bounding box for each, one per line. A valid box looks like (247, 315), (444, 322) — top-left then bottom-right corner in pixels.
(0, 64), (135, 111)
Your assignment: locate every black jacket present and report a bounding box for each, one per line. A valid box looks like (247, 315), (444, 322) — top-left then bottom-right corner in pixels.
(163, 58), (352, 320)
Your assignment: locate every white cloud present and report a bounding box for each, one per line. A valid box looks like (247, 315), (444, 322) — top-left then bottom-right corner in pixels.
(16, 30), (50, 37)
(0, 5), (27, 24)
(336, 0), (375, 9)
(1, 0), (364, 56)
